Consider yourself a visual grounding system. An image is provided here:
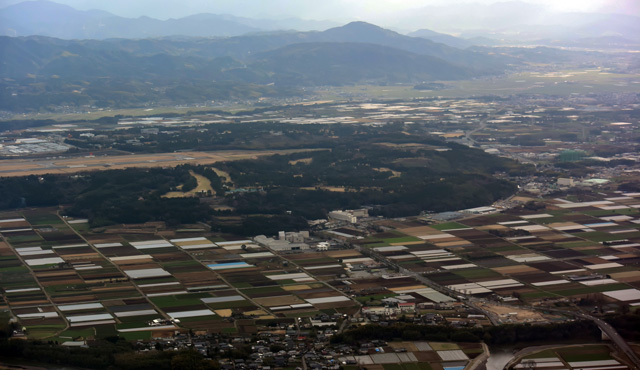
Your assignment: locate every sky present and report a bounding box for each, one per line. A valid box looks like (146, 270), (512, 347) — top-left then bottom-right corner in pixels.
(1, 0), (637, 21)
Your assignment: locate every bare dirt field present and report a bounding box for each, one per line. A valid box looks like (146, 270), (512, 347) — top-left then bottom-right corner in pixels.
(0, 149), (321, 177)
(325, 250), (362, 258)
(253, 295), (305, 306)
(477, 302), (548, 322)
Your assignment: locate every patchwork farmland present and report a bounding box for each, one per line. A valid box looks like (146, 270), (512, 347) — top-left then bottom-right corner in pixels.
(349, 192), (640, 321)
(0, 210), (366, 339)
(1, 190), (640, 342)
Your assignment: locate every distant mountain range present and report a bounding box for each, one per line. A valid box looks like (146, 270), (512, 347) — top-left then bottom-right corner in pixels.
(0, 0), (340, 39)
(0, 22), (500, 82)
(390, 2), (640, 41)
(0, 20), (513, 111)
(3, 0), (640, 46)
(0, 0), (632, 113)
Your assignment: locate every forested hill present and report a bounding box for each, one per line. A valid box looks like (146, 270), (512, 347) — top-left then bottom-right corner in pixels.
(0, 21), (509, 112)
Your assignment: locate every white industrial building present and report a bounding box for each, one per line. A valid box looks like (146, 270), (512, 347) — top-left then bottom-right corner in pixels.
(328, 209), (369, 223)
(254, 235), (309, 251)
(278, 230), (310, 243)
(461, 206), (497, 215)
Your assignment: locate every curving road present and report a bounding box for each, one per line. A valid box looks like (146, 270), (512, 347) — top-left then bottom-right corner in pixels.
(540, 308), (640, 370)
(580, 313), (640, 370)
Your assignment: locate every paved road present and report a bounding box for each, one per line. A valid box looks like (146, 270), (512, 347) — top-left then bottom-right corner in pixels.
(464, 109), (502, 148)
(582, 313), (640, 370)
(540, 308), (640, 370)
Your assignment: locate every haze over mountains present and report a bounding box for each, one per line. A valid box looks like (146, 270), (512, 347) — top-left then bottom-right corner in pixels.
(0, 0), (340, 39)
(0, 21), (499, 84)
(1, 0), (639, 113)
(2, 0), (640, 45)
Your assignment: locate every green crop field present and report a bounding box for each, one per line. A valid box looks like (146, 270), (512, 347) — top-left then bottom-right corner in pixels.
(572, 232), (621, 243)
(430, 222), (469, 231)
(454, 268), (502, 280)
(150, 293), (209, 308)
(557, 345), (613, 362)
(429, 342), (460, 350)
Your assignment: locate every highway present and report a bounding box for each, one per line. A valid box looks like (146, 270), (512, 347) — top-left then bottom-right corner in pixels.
(580, 313), (640, 370)
(532, 307), (640, 370)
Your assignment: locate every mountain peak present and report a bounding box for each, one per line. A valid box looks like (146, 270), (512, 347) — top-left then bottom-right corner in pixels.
(332, 21), (390, 33)
(342, 21), (382, 29)
(2, 0), (80, 14)
(322, 21), (399, 41)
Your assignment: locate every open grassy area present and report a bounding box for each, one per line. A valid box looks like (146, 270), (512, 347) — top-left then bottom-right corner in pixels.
(163, 171), (214, 198)
(429, 342), (459, 350)
(23, 213), (64, 226)
(297, 257), (337, 264)
(487, 245), (526, 252)
(118, 331), (153, 341)
(380, 236), (423, 244)
(572, 232), (623, 243)
(162, 260), (203, 269)
(401, 363), (423, 370)
(554, 284), (629, 297)
(557, 241), (595, 249)
(25, 324), (66, 339)
(454, 268), (502, 280)
(50, 328), (96, 342)
(583, 209), (639, 216)
(6, 234), (43, 244)
(150, 293), (210, 308)
(520, 291), (558, 300)
(118, 315), (159, 324)
(355, 293), (398, 303)
(116, 322), (152, 330)
(284, 310), (323, 318)
(523, 349), (557, 359)
(557, 345), (612, 362)
(383, 364), (403, 370)
(416, 363), (433, 370)
(431, 222), (469, 231)
(206, 300), (255, 310)
(437, 70), (640, 97)
(69, 223), (91, 233)
(241, 286), (285, 294)
(313, 70), (640, 101)
(176, 315), (219, 323)
(3, 104), (250, 122)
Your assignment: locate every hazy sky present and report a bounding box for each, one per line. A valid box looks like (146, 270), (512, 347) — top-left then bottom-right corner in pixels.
(1, 0), (637, 20)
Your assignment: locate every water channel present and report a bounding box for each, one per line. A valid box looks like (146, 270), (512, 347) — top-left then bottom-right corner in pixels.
(485, 346), (518, 370)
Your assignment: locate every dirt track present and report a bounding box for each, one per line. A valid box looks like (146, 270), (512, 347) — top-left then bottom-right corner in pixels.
(0, 149), (321, 177)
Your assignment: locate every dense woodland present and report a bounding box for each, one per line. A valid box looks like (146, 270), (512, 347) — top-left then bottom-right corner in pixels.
(331, 320), (601, 345)
(604, 314), (640, 341)
(0, 122), (528, 234)
(0, 337), (217, 370)
(0, 320), (602, 370)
